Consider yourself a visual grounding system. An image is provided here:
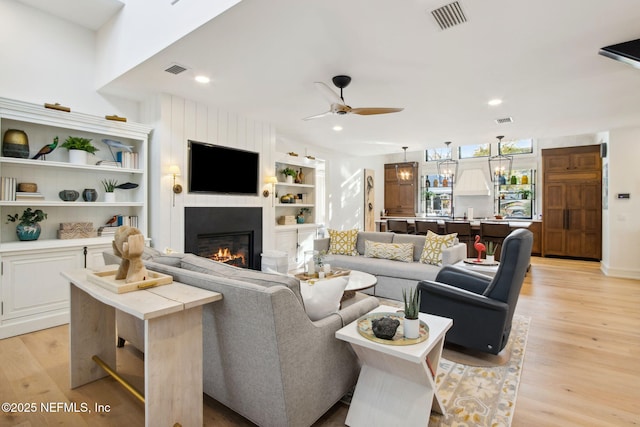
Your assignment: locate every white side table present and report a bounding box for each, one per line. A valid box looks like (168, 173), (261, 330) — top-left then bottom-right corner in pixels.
(62, 269), (222, 427)
(453, 259), (499, 277)
(336, 305), (453, 427)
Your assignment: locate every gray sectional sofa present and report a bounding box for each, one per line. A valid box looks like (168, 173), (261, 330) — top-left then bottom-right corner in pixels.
(104, 249), (379, 427)
(314, 231), (467, 301)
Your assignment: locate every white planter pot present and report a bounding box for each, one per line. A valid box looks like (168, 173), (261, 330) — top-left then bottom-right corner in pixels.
(486, 254), (495, 264)
(285, 175), (293, 184)
(68, 149), (88, 165)
(404, 318), (420, 339)
(104, 192), (116, 203)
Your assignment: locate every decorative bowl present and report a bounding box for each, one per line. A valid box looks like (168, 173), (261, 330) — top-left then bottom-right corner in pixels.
(59, 190), (79, 201)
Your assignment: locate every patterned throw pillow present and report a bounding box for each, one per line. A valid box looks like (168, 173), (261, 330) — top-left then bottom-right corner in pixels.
(328, 229), (359, 256)
(364, 241), (414, 263)
(420, 230), (457, 265)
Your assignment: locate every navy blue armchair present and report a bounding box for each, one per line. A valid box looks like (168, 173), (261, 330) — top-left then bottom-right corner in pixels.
(417, 228), (533, 354)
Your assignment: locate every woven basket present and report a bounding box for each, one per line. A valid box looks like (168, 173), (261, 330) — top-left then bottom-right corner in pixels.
(18, 182), (37, 192)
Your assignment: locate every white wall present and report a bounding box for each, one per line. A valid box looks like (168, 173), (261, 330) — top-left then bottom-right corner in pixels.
(0, 0), (138, 118)
(602, 127), (640, 279)
(142, 94), (276, 252)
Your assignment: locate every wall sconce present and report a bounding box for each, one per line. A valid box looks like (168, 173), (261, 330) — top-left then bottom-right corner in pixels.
(168, 165), (182, 207)
(263, 176), (278, 206)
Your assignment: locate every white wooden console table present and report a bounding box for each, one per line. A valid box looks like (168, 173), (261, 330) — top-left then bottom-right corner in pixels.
(336, 305), (453, 427)
(62, 269), (222, 427)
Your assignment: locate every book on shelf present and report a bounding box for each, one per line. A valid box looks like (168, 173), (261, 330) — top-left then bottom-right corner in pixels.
(116, 151), (139, 169)
(1, 177), (16, 201)
(15, 191), (45, 201)
(95, 160), (122, 168)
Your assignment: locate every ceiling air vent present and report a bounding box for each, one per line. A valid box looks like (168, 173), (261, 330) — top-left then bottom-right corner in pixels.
(164, 63), (189, 75)
(495, 117), (514, 124)
(431, 1), (467, 30)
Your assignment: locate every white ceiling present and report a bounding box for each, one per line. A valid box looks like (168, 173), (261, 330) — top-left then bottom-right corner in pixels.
(28, 0), (640, 156)
(18, 0), (123, 31)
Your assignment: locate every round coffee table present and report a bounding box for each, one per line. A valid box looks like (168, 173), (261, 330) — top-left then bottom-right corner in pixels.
(343, 270), (377, 300)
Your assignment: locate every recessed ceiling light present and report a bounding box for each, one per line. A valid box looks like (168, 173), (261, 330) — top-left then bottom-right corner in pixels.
(195, 75), (210, 84)
(488, 99), (503, 106)
(333, 125), (343, 131)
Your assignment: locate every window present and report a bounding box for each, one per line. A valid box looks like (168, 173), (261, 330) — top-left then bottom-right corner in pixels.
(458, 143), (491, 159)
(425, 147), (452, 162)
(499, 138), (533, 155)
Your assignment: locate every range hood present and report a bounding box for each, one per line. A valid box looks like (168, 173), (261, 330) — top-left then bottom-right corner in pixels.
(599, 38), (640, 70)
(454, 169), (490, 196)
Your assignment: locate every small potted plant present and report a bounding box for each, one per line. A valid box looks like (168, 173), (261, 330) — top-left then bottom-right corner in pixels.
(518, 189), (532, 200)
(279, 167), (297, 184)
(297, 207), (311, 224)
(102, 179), (118, 203)
(485, 241), (499, 263)
(402, 288), (421, 339)
(7, 208), (47, 241)
(61, 136), (99, 165)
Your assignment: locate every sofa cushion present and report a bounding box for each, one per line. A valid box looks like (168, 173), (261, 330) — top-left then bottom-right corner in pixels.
(364, 241), (414, 263)
(328, 229), (359, 256)
(355, 231), (394, 255)
(299, 277), (348, 321)
(391, 234), (428, 261)
(420, 231), (457, 265)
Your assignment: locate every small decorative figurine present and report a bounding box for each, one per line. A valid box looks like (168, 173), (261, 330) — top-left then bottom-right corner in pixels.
(113, 226), (148, 283)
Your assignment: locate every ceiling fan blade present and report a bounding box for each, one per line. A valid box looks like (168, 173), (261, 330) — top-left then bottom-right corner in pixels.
(302, 110), (332, 121)
(350, 107), (404, 115)
(314, 82), (345, 105)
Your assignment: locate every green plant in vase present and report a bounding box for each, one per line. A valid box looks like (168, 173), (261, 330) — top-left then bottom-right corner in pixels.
(7, 208), (47, 241)
(61, 136), (99, 154)
(402, 288), (421, 339)
(279, 167), (297, 183)
(101, 179), (119, 193)
(485, 241), (499, 263)
(297, 207), (311, 224)
(518, 189), (532, 199)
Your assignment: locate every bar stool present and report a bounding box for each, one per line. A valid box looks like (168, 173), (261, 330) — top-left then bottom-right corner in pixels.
(387, 219), (410, 234)
(414, 221), (440, 235)
(480, 222), (511, 261)
(444, 221), (473, 257)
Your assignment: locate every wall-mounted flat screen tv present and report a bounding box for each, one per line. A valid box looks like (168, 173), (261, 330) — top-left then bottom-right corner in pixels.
(188, 140), (259, 195)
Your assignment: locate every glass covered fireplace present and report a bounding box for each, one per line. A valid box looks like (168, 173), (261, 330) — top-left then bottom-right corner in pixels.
(184, 207), (263, 270)
(197, 231), (252, 269)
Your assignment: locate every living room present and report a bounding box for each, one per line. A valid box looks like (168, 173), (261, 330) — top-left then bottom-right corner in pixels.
(0, 0), (639, 426)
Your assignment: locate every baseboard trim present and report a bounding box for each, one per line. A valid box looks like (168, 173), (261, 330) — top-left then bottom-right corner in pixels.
(601, 262), (640, 280)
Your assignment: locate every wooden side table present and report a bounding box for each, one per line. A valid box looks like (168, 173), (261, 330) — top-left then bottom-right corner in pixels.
(336, 305), (453, 427)
(62, 269), (222, 427)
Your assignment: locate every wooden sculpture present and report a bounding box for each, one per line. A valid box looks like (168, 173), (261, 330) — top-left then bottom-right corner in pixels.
(113, 226), (148, 283)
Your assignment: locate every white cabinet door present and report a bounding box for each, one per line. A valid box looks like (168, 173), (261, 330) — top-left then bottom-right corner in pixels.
(275, 229), (298, 268)
(297, 227), (317, 263)
(0, 248), (83, 338)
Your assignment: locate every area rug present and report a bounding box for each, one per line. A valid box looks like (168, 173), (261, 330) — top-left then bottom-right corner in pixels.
(429, 314), (530, 427)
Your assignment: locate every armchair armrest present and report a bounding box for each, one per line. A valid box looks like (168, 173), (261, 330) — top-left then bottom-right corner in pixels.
(314, 237), (330, 252)
(417, 280), (508, 312)
(435, 265), (492, 294)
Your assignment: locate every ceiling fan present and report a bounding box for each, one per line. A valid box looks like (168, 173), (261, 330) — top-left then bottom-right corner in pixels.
(303, 75), (404, 120)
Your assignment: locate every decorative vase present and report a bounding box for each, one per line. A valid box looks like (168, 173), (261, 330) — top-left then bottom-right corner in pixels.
(82, 188), (97, 202)
(104, 192), (116, 203)
(16, 224), (41, 241)
(59, 190), (80, 201)
(2, 129), (30, 158)
(296, 168), (305, 184)
(68, 149), (88, 165)
(286, 175), (293, 184)
(404, 317), (420, 339)
(486, 254), (495, 264)
(296, 215), (304, 224)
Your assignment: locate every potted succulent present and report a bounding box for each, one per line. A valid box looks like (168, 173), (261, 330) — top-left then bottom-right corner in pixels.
(485, 241), (499, 263)
(102, 179), (118, 203)
(279, 167), (297, 184)
(61, 136), (99, 165)
(7, 208), (47, 241)
(518, 189), (532, 200)
(402, 288), (421, 339)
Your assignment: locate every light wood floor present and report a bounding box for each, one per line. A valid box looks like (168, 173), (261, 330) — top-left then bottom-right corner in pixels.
(0, 257), (638, 426)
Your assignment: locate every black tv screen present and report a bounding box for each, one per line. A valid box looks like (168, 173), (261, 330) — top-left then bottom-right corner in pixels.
(188, 140), (259, 195)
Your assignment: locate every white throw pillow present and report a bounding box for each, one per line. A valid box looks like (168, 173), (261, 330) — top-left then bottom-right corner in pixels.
(299, 277), (348, 321)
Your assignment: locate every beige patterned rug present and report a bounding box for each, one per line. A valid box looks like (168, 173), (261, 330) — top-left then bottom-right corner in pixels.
(429, 314), (531, 426)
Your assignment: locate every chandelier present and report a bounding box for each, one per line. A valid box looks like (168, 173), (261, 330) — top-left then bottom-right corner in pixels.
(436, 141), (458, 183)
(488, 136), (513, 182)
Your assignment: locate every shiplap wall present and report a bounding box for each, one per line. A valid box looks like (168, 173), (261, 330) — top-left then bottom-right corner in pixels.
(144, 94), (276, 252)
